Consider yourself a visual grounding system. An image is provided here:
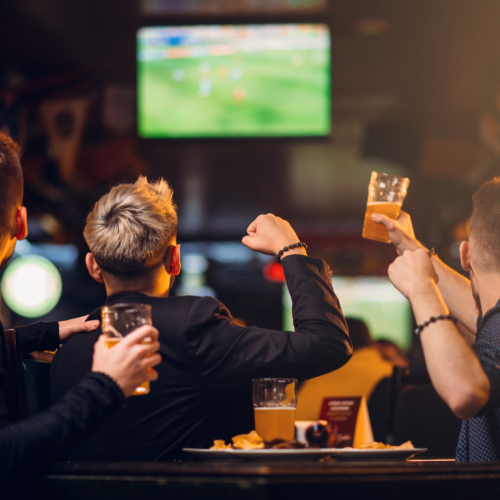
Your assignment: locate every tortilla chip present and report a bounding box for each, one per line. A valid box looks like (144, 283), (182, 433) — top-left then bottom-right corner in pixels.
(210, 440), (231, 450)
(232, 430), (265, 449)
(357, 441), (415, 450)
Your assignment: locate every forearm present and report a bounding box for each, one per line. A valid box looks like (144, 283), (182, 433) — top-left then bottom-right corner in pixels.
(16, 321), (60, 354)
(0, 372), (124, 484)
(410, 282), (489, 418)
(431, 256), (477, 334)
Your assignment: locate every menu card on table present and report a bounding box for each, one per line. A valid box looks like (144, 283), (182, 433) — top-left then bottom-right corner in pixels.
(319, 396), (374, 448)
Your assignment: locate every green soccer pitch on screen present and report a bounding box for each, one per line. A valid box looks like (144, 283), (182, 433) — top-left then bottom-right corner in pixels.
(283, 277), (413, 350)
(137, 24), (331, 138)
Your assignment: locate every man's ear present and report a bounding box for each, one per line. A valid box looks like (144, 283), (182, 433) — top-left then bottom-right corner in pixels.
(460, 241), (472, 272)
(13, 207), (28, 241)
(167, 245), (181, 276)
(85, 253), (105, 283)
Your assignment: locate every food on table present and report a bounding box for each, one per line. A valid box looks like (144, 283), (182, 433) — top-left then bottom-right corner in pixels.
(232, 431), (265, 449)
(210, 430), (266, 450)
(356, 441), (415, 450)
(264, 439), (306, 449)
(209, 431), (308, 450)
(210, 440), (232, 450)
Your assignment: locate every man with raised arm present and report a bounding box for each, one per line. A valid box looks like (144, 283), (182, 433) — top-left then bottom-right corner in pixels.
(372, 178), (500, 461)
(51, 176), (352, 461)
(0, 133), (162, 488)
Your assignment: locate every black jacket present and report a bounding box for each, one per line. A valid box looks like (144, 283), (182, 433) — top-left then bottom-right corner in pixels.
(51, 255), (352, 461)
(0, 321), (124, 486)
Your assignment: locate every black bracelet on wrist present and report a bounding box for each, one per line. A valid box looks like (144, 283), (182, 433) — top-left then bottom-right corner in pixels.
(414, 313), (456, 336)
(276, 242), (307, 263)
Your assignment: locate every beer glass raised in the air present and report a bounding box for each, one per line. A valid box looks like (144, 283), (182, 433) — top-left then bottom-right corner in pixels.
(101, 303), (153, 396)
(252, 378), (297, 442)
(362, 171), (410, 243)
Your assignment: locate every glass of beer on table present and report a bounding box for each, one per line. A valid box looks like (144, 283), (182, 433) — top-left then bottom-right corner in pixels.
(252, 378), (297, 441)
(101, 303), (153, 396)
(362, 171), (410, 243)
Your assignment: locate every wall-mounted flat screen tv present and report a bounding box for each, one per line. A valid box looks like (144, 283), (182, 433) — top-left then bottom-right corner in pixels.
(137, 24), (331, 138)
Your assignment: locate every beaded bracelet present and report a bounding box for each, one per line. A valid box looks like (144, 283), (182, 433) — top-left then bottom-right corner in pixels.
(276, 242), (308, 263)
(414, 313), (456, 336)
(428, 247), (438, 258)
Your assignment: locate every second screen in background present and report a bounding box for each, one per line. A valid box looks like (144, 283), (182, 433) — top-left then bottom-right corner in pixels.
(283, 277), (412, 350)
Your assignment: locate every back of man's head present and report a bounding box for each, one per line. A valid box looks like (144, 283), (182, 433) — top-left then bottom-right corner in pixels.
(0, 133), (23, 237)
(470, 177), (500, 272)
(84, 176), (177, 275)
(345, 317), (372, 351)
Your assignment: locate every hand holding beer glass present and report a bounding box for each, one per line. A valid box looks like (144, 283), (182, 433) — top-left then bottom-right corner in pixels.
(362, 172), (410, 244)
(101, 303), (153, 396)
(252, 378), (297, 441)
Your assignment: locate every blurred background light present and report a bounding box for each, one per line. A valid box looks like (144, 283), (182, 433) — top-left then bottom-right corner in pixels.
(14, 240), (78, 268)
(1, 255), (63, 318)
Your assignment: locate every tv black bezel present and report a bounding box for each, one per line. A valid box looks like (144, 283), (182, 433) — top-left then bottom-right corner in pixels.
(135, 19), (333, 143)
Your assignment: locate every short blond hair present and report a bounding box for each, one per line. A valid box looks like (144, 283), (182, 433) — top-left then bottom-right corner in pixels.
(84, 176), (177, 274)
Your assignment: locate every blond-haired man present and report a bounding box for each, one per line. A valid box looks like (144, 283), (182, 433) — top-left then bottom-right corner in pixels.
(51, 176), (352, 461)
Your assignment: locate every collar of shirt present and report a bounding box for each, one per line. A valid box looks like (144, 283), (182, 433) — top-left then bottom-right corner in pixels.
(476, 297), (500, 333)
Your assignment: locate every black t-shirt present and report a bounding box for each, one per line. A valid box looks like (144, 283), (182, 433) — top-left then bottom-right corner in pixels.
(51, 255), (352, 461)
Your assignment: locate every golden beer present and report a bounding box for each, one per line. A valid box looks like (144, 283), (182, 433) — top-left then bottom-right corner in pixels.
(105, 338), (150, 395)
(254, 407), (296, 441)
(362, 201), (402, 244)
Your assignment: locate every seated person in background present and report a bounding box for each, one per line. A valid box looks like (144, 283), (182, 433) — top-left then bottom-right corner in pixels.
(373, 176), (500, 462)
(0, 133), (161, 487)
(50, 176), (352, 461)
(296, 318), (393, 420)
(373, 339), (409, 369)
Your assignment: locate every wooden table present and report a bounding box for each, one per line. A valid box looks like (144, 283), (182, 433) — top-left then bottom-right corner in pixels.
(39, 460), (500, 500)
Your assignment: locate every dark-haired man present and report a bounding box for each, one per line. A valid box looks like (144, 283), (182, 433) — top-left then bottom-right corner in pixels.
(0, 132), (162, 488)
(373, 177), (500, 461)
(51, 176), (352, 461)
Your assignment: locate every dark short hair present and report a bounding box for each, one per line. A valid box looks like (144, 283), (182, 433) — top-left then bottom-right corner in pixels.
(345, 317), (372, 350)
(470, 177), (500, 271)
(0, 133), (23, 235)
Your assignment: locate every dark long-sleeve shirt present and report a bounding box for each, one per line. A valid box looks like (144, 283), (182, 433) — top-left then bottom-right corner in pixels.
(51, 255), (352, 461)
(0, 321), (125, 486)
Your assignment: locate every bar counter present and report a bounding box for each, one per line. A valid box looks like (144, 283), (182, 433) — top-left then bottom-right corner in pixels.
(40, 459), (500, 500)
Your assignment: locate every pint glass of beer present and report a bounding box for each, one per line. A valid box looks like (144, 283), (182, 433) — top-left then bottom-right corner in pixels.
(252, 378), (297, 442)
(101, 303), (153, 396)
(362, 171), (410, 243)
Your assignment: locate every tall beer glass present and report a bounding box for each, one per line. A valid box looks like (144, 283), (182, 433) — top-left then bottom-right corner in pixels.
(101, 303), (153, 396)
(252, 378), (297, 441)
(362, 171), (410, 243)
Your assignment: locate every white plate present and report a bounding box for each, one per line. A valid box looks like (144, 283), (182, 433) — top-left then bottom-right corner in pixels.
(183, 447), (427, 461)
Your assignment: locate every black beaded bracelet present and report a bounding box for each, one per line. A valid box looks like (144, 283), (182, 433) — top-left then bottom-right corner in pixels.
(414, 313), (456, 336)
(276, 242), (308, 263)
(428, 247), (438, 258)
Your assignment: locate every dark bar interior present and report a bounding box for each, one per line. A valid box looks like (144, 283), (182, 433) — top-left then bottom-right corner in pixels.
(2, 0), (500, 498)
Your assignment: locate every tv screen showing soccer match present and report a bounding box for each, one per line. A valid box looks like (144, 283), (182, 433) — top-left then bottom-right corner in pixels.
(137, 24), (331, 138)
